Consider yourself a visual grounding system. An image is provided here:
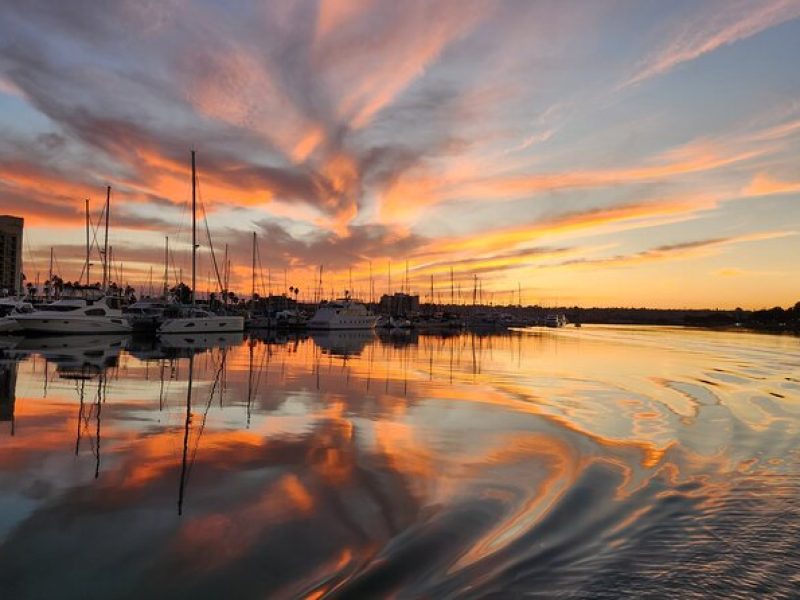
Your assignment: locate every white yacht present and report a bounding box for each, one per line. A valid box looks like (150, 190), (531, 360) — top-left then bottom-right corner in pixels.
(307, 296), (378, 330)
(13, 295), (132, 334)
(158, 307), (244, 334)
(544, 313), (568, 328)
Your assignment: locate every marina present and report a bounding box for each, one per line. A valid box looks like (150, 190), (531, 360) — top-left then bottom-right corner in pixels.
(2, 1), (799, 597)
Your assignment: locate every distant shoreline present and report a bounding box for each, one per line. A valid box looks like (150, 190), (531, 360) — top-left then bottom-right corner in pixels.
(402, 303), (800, 334)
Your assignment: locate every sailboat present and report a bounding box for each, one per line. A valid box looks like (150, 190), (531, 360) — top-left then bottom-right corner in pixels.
(158, 151), (244, 335)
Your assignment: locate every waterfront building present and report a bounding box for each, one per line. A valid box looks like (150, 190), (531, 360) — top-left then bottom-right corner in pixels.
(379, 292), (420, 315)
(0, 216), (23, 295)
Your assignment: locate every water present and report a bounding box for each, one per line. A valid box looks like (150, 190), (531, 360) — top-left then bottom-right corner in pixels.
(0, 326), (798, 599)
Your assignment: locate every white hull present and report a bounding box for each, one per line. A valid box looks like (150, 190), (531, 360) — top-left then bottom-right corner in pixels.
(13, 316), (132, 334)
(158, 315), (245, 334)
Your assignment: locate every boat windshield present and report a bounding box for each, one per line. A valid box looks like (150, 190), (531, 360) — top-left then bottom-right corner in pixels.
(38, 304), (82, 312)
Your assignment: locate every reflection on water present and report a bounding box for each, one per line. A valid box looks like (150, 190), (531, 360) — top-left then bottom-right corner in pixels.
(0, 326), (798, 598)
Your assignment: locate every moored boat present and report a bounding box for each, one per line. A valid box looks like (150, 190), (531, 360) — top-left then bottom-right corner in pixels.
(13, 290), (131, 334)
(158, 306), (244, 334)
(307, 294), (378, 330)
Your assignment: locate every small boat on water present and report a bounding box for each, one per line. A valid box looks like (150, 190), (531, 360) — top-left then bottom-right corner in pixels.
(275, 309), (307, 330)
(307, 294), (378, 330)
(544, 313), (568, 328)
(415, 312), (463, 330)
(13, 289), (131, 334)
(389, 315), (412, 329)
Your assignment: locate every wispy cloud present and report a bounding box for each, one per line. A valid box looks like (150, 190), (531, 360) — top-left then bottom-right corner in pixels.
(624, 0), (800, 87)
(743, 173), (800, 196)
(556, 230), (797, 269)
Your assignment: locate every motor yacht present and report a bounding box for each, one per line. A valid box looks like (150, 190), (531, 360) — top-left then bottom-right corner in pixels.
(544, 313), (568, 328)
(13, 293), (131, 334)
(307, 295), (378, 330)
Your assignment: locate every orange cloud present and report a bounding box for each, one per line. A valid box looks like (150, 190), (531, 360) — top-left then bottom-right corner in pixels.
(743, 173), (800, 196)
(378, 138), (759, 224)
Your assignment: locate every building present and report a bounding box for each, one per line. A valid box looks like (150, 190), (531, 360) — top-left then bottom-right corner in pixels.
(0, 216), (23, 295)
(379, 292), (420, 315)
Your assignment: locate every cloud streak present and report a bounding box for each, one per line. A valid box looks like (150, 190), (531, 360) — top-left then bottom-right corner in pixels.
(624, 0), (800, 87)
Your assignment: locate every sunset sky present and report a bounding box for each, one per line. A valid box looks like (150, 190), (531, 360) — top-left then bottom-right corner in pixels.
(1, 0), (799, 308)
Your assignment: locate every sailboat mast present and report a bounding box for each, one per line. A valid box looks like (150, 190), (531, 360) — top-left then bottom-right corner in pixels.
(48, 247), (53, 281)
(85, 198), (90, 285)
(223, 243), (229, 301)
(251, 231), (256, 299)
(191, 150), (197, 306)
(450, 266), (454, 306)
(369, 260), (373, 304)
(164, 236), (169, 296)
(103, 185), (110, 290)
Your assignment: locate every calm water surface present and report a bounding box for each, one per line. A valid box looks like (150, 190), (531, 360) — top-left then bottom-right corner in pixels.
(0, 326), (798, 599)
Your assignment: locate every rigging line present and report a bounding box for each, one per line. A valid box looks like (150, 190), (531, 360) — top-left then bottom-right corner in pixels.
(76, 204), (106, 284)
(184, 350), (227, 485)
(251, 339), (270, 398)
(23, 236), (39, 283)
(195, 175), (221, 293)
(169, 248), (181, 287)
(200, 200), (224, 294)
(255, 238), (267, 297)
(52, 250), (64, 281)
(89, 202), (106, 257)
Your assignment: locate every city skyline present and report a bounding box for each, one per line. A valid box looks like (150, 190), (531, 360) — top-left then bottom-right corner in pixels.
(1, 0), (800, 308)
